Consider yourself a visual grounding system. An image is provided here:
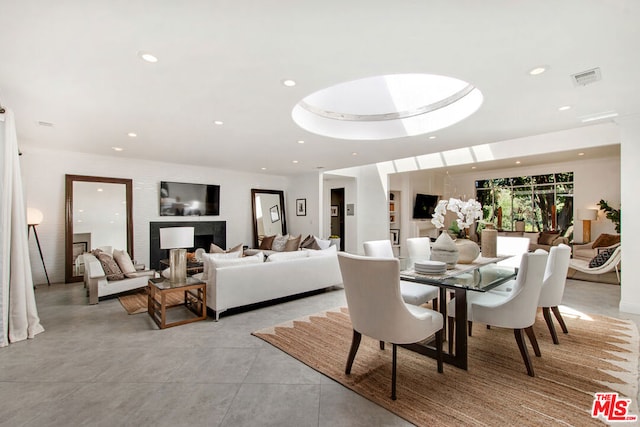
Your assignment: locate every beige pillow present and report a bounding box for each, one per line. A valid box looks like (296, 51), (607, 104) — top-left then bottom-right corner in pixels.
(271, 235), (289, 252)
(259, 235), (275, 250)
(538, 232), (560, 246)
(284, 235), (301, 252)
(210, 242), (243, 254)
(113, 249), (136, 275)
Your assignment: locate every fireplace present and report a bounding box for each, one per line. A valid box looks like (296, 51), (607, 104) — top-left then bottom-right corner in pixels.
(150, 221), (226, 270)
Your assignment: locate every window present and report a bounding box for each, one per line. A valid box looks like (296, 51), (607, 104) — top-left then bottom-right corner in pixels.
(475, 172), (573, 232)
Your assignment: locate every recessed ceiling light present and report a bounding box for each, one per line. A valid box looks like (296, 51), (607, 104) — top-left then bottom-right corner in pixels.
(471, 166), (477, 169)
(97, 188), (103, 192)
(352, 152), (358, 156)
(529, 66), (547, 76)
(292, 160), (299, 164)
(112, 147), (124, 152)
(261, 167), (267, 170)
(37, 121), (54, 127)
(558, 106), (571, 111)
(428, 135), (437, 140)
(515, 160), (521, 164)
(78, 209), (84, 213)
(77, 219), (83, 223)
(578, 152), (585, 156)
(282, 79), (296, 87)
(138, 51), (158, 63)
(297, 140), (305, 144)
(214, 120), (224, 125)
(127, 132), (137, 137)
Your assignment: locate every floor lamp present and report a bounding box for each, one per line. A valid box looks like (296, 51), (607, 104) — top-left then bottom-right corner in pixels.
(27, 208), (51, 286)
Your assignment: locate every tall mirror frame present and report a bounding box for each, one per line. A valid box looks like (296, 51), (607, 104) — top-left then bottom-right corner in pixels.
(251, 189), (287, 248)
(65, 174), (133, 283)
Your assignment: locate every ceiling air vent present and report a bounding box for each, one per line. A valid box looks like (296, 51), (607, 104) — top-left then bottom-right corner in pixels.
(571, 67), (602, 86)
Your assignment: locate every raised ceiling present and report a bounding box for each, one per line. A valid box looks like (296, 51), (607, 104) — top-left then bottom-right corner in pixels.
(0, 1), (636, 175)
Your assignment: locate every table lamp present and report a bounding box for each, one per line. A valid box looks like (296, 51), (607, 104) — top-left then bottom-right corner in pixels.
(27, 207), (50, 286)
(160, 227), (194, 284)
(577, 208), (598, 243)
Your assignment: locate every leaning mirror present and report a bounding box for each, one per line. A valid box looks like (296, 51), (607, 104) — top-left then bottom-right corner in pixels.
(251, 189), (287, 248)
(65, 175), (133, 283)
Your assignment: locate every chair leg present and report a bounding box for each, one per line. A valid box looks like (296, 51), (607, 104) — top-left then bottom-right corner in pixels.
(345, 330), (362, 375)
(436, 329), (444, 374)
(525, 326), (541, 357)
(515, 328), (535, 377)
(447, 316), (455, 354)
(468, 321), (473, 336)
(542, 307), (559, 345)
(551, 306), (568, 334)
(391, 344), (398, 400)
(380, 341), (385, 350)
(432, 298), (438, 312)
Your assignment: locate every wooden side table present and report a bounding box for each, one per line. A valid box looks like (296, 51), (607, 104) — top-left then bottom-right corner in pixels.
(147, 277), (206, 329)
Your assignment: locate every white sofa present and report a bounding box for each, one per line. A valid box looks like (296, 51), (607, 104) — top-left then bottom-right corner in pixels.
(84, 253), (156, 304)
(203, 251), (343, 320)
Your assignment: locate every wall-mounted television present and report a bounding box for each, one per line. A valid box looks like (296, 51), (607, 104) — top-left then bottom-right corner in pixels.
(413, 193), (439, 219)
(160, 181), (220, 216)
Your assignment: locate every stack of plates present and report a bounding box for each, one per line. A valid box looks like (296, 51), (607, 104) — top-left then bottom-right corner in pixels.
(414, 260), (447, 274)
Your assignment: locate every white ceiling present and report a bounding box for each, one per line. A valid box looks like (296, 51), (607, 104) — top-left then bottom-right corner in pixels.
(0, 1), (636, 176)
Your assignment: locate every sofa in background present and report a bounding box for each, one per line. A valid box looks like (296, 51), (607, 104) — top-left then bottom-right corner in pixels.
(244, 234), (334, 257)
(496, 230), (569, 252)
(84, 253), (156, 304)
(572, 233), (621, 261)
(197, 246), (342, 320)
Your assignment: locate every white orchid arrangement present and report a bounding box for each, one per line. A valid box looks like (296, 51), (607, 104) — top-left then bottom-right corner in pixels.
(431, 198), (483, 231)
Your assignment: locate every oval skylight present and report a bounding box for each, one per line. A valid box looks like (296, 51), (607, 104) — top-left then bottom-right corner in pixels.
(292, 73), (483, 140)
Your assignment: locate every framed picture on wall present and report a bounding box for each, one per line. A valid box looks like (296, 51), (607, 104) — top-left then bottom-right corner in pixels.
(390, 229), (400, 245)
(331, 205), (339, 217)
(270, 205), (280, 222)
(296, 198), (307, 216)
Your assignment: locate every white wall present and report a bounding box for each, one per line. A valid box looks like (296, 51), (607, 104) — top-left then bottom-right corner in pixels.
(286, 171), (321, 240)
(619, 115), (640, 314)
(21, 147), (288, 285)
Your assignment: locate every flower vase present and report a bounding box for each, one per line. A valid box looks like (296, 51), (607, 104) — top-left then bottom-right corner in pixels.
(430, 231), (459, 268)
(455, 238), (480, 264)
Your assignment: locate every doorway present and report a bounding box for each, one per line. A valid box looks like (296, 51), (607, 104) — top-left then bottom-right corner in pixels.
(330, 188), (345, 251)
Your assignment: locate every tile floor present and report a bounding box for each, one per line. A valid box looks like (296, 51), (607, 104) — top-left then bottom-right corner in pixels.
(0, 279), (637, 427)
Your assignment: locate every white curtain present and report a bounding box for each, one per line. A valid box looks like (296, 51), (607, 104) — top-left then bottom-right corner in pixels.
(0, 109), (44, 347)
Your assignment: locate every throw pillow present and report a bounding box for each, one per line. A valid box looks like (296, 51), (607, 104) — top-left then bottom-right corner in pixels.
(313, 236), (331, 250)
(300, 235), (315, 249)
(305, 245), (338, 256)
(97, 252), (125, 281)
(284, 235), (301, 252)
(201, 252), (242, 281)
(210, 242), (243, 254)
(271, 235), (289, 252)
(113, 249), (136, 275)
(266, 251), (309, 262)
(591, 233), (621, 249)
(259, 235), (275, 250)
(588, 247), (616, 268)
(538, 232), (560, 246)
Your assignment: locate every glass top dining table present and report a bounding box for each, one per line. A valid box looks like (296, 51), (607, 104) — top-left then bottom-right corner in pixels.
(399, 257), (517, 370)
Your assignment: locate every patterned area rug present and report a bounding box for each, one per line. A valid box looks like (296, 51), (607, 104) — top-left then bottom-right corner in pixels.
(118, 289), (184, 314)
(253, 307), (639, 426)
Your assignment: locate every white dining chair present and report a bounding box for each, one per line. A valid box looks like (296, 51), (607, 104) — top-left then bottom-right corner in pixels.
(538, 244), (572, 344)
(338, 252), (444, 400)
(363, 240), (439, 308)
(448, 251), (548, 376)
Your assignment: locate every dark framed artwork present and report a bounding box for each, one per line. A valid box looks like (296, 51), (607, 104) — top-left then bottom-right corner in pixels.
(270, 205), (280, 222)
(296, 199), (307, 216)
(331, 205), (339, 217)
